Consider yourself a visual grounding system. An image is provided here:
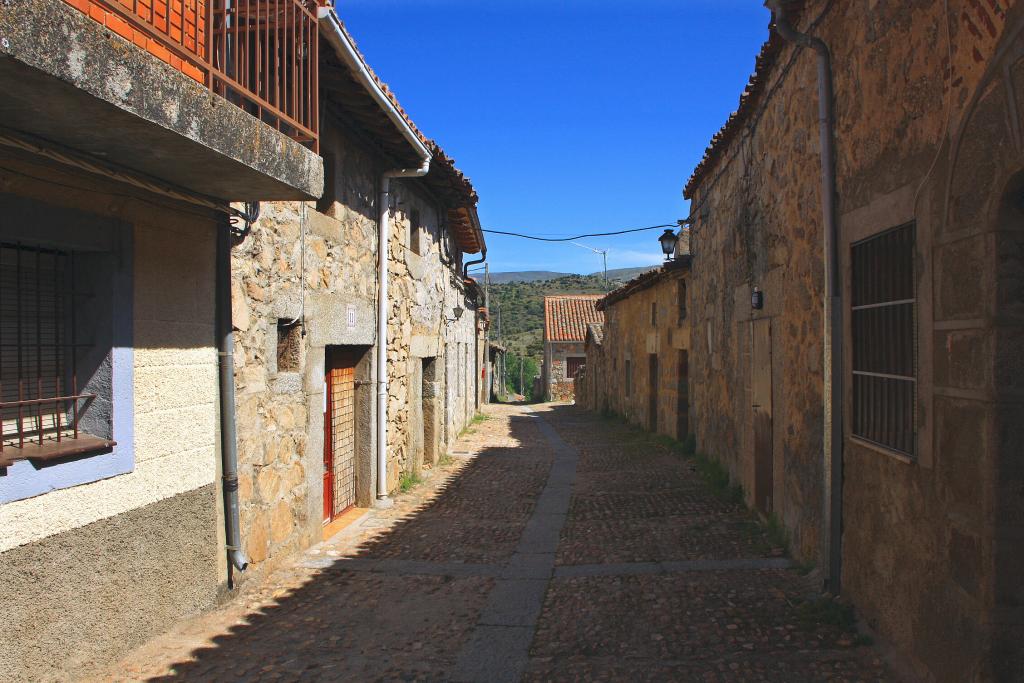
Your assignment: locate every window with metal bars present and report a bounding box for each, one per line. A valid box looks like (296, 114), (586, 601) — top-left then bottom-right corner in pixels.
(0, 243), (114, 467)
(851, 223), (917, 457)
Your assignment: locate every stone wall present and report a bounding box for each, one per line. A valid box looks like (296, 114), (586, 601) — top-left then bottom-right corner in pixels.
(686, 1), (1024, 679)
(577, 337), (608, 415)
(544, 341), (584, 401)
(229, 114), (484, 580)
(384, 179), (481, 488)
(593, 271), (690, 439)
(229, 113), (381, 578)
(0, 155), (221, 681)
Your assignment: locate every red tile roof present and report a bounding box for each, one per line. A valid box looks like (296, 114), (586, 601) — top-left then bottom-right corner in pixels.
(544, 295), (605, 342)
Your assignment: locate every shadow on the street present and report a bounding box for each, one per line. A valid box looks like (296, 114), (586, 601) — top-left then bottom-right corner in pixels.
(146, 406), (563, 681)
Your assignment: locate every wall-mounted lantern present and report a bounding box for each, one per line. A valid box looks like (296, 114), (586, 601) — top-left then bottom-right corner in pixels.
(445, 306), (465, 324)
(659, 229), (679, 261)
(751, 286), (764, 310)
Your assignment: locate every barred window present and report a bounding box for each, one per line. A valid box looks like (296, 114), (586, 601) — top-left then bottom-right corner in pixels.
(0, 243), (114, 466)
(566, 356), (585, 379)
(851, 223), (917, 457)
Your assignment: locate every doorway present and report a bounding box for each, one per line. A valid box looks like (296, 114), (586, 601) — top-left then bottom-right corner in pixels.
(677, 350), (690, 439)
(751, 319), (774, 514)
(324, 346), (360, 524)
(648, 354), (659, 432)
(422, 357), (438, 466)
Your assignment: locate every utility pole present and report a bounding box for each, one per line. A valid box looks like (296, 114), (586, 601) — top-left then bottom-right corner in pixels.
(571, 241), (609, 285)
(484, 263), (490, 403)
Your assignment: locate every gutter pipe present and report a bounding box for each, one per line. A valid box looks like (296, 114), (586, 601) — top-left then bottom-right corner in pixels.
(766, 0), (843, 593)
(376, 162), (430, 503)
(216, 218), (249, 574)
(317, 5), (434, 505)
(317, 7), (432, 161)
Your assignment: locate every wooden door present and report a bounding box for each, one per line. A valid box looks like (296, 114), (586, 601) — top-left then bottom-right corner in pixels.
(751, 319), (774, 514)
(677, 350), (690, 439)
(324, 347), (358, 523)
(648, 354), (659, 432)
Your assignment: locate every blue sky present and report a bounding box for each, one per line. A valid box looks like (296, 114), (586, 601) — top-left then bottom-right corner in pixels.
(340, 0), (770, 274)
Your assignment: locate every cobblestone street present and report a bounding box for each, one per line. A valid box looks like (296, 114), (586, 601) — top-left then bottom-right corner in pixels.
(93, 404), (894, 682)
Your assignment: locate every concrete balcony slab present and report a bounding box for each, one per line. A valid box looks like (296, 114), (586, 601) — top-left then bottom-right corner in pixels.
(0, 0), (323, 200)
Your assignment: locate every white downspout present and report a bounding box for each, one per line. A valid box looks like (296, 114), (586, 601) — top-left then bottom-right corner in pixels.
(376, 162), (430, 505)
(317, 5), (433, 506)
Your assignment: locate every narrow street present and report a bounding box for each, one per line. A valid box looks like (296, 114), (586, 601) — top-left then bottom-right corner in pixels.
(97, 404), (892, 683)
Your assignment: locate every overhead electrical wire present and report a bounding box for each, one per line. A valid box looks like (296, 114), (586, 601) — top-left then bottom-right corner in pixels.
(481, 223), (678, 242)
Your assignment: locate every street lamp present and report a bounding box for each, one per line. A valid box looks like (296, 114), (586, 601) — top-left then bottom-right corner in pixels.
(445, 306), (465, 324)
(659, 229), (679, 261)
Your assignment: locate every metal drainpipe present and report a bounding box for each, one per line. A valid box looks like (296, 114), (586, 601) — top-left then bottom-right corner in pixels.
(462, 250), (486, 281)
(765, 0), (843, 593)
(376, 162), (430, 505)
(216, 217), (249, 574)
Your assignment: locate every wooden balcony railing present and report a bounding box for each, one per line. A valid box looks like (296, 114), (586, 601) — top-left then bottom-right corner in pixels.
(92, 0), (319, 150)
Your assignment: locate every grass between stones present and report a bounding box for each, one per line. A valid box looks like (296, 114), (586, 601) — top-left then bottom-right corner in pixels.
(398, 471), (424, 493)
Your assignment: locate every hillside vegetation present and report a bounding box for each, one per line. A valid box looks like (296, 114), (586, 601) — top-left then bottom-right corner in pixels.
(489, 268), (655, 363)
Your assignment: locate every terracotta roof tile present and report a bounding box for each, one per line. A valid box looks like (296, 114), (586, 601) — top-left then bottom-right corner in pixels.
(586, 322), (605, 346)
(598, 257), (691, 310)
(544, 295), (605, 342)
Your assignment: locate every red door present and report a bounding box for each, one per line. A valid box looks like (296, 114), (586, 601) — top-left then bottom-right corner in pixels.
(324, 348), (357, 524)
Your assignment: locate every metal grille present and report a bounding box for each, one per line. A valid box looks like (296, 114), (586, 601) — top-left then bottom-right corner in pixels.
(0, 244), (110, 466)
(851, 223), (917, 456)
(566, 356), (585, 380)
(328, 361), (355, 515)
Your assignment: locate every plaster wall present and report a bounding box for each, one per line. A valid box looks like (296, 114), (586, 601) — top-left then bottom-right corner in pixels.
(686, 1), (1024, 679)
(0, 156), (221, 681)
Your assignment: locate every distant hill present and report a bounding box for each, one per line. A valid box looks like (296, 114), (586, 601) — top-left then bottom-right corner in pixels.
(487, 270), (570, 284)
(489, 264), (658, 285)
(595, 265), (659, 281)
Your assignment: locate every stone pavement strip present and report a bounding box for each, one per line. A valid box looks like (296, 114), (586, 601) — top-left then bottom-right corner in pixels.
(92, 403), (895, 682)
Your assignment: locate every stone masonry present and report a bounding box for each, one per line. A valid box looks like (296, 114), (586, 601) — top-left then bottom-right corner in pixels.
(684, 1), (1024, 679)
(230, 108), (486, 583)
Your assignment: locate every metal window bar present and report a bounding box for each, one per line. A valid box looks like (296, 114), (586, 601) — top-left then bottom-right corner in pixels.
(0, 244), (109, 465)
(851, 223), (917, 456)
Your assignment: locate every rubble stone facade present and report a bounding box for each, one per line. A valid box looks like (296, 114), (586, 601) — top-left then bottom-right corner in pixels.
(230, 115), (484, 581)
(542, 295), (603, 401)
(684, 1), (1024, 679)
(580, 264), (691, 440)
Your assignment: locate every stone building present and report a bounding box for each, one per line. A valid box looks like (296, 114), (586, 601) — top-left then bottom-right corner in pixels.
(0, 0), (322, 679)
(684, 1), (1024, 679)
(227, 9), (488, 579)
(542, 294), (604, 401)
(578, 261), (692, 439)
(576, 323), (607, 413)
